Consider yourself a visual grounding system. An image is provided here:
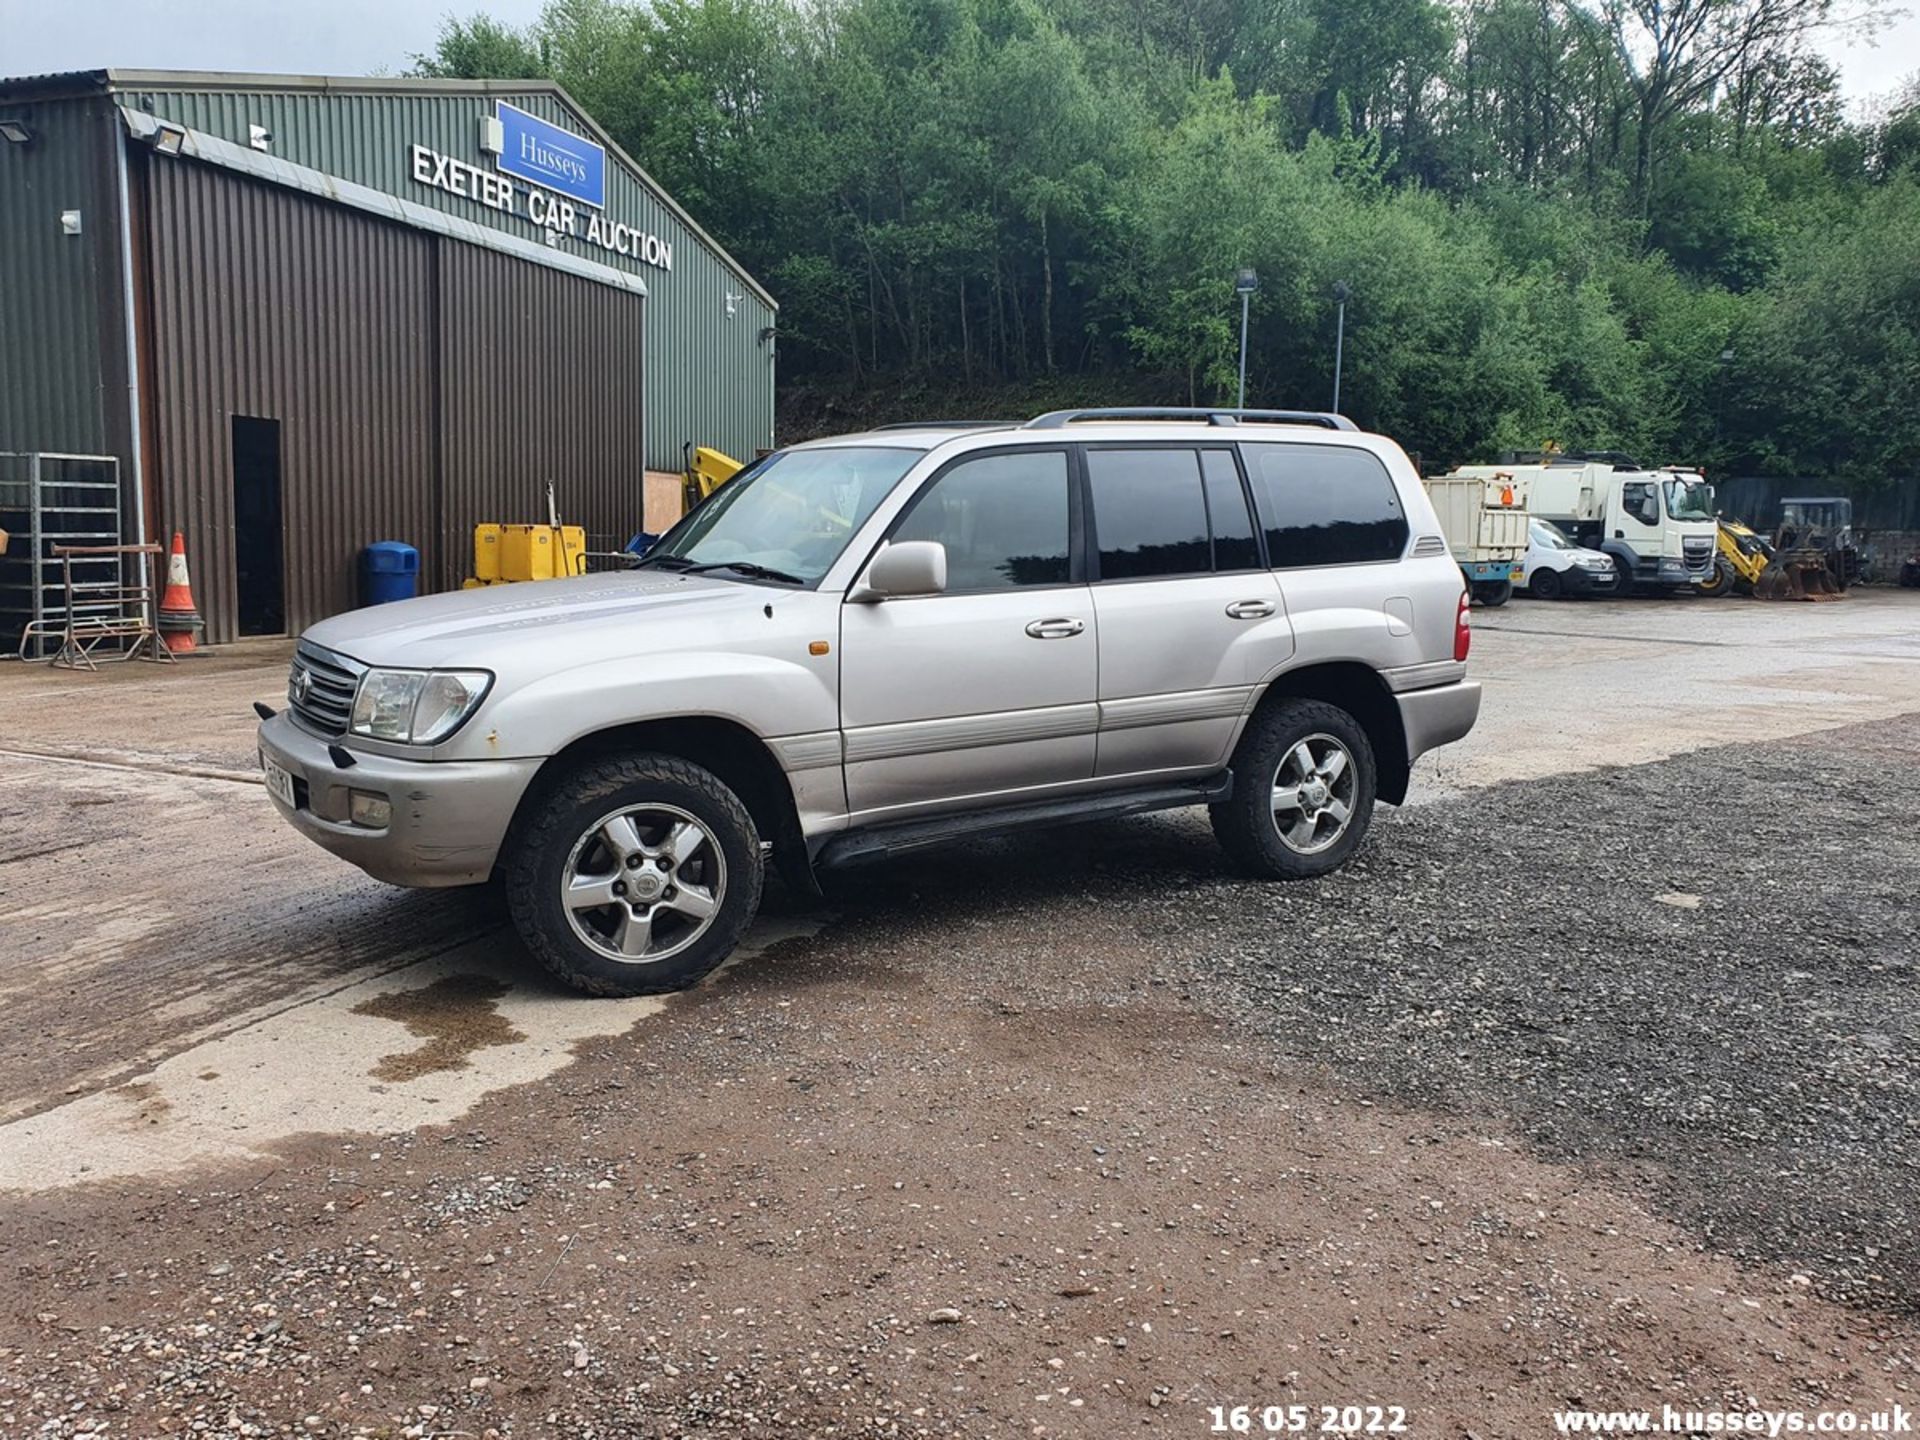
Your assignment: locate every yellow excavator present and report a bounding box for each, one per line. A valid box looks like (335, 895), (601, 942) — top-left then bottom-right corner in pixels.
(1693, 518), (1773, 598)
(682, 443), (745, 514)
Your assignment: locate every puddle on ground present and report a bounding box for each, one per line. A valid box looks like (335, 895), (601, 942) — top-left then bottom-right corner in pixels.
(353, 973), (525, 1081)
(0, 911), (823, 1192)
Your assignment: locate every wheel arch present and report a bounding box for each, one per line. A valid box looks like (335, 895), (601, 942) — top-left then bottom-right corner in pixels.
(1243, 662), (1411, 805)
(507, 715), (811, 888)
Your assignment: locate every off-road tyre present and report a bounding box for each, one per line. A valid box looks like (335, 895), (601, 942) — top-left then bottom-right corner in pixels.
(1211, 698), (1377, 881)
(1694, 559), (1736, 599)
(504, 753), (764, 997)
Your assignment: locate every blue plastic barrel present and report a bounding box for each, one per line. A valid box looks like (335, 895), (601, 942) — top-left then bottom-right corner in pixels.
(361, 541), (420, 605)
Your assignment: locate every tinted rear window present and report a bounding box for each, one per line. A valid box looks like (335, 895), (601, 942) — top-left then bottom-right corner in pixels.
(1086, 449), (1210, 579)
(1201, 450), (1260, 570)
(1240, 443), (1409, 568)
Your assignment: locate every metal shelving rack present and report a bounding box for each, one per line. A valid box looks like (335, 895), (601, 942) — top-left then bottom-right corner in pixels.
(0, 452), (130, 661)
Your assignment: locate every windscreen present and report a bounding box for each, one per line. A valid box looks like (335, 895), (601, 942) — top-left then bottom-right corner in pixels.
(644, 446), (920, 585)
(1664, 477), (1715, 521)
(1530, 519), (1576, 550)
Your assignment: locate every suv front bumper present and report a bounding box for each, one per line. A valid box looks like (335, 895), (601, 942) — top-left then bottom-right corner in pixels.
(257, 711), (541, 887)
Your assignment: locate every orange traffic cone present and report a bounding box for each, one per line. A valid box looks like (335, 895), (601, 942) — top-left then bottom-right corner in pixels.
(156, 531), (204, 654)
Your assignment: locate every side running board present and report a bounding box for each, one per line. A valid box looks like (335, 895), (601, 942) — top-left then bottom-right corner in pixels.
(812, 773), (1234, 871)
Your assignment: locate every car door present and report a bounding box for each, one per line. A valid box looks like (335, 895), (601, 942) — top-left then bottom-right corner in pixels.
(1613, 478), (1664, 578)
(838, 446), (1097, 821)
(1085, 445), (1293, 778)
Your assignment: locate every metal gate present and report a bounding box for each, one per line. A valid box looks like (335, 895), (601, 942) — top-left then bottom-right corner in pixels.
(0, 452), (132, 660)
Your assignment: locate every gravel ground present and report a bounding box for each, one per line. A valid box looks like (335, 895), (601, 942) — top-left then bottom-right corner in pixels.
(850, 714), (1920, 1312)
(1, 717), (1915, 1437)
(1148, 716), (1920, 1313)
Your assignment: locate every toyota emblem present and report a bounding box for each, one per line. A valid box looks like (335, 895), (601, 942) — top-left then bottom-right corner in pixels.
(291, 666), (312, 704)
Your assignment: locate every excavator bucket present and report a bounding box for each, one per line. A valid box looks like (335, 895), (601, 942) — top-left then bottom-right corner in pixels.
(1753, 551), (1844, 601)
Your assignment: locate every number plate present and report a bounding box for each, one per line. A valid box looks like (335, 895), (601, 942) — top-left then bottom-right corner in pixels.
(262, 755), (297, 809)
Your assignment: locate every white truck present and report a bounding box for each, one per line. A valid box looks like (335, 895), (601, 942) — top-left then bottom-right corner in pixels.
(1449, 456), (1717, 592)
(1420, 472), (1531, 606)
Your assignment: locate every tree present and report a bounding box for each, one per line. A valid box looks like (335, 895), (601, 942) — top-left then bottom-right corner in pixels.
(1594, 0), (1847, 213)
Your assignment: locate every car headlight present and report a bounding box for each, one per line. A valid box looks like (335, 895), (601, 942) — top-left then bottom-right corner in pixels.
(349, 668), (492, 744)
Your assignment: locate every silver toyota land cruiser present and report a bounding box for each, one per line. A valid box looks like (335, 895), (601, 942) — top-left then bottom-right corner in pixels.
(258, 408), (1481, 996)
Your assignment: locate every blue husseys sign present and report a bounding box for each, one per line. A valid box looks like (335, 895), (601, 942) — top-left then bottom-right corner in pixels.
(496, 101), (606, 210)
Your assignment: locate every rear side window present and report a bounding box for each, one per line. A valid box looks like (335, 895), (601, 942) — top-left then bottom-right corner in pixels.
(1086, 449), (1210, 579)
(891, 449), (1072, 589)
(1201, 450), (1260, 570)
(1086, 447), (1264, 579)
(1241, 443), (1409, 568)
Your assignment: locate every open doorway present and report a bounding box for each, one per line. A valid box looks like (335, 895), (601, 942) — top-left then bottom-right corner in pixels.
(231, 416), (284, 636)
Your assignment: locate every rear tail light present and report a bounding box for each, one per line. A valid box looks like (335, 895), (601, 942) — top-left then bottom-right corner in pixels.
(1454, 590), (1471, 662)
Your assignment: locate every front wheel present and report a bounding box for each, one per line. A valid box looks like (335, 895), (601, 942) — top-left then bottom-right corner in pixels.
(504, 754), (764, 996)
(1528, 568), (1564, 601)
(1694, 559), (1736, 599)
(1211, 699), (1377, 880)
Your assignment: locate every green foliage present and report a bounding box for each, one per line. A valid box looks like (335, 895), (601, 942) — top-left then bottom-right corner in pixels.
(1738, 176), (1920, 485)
(412, 0), (1918, 483)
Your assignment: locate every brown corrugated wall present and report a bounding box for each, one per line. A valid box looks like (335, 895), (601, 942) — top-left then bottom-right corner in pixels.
(435, 243), (649, 592)
(146, 157), (435, 643)
(144, 155), (646, 642)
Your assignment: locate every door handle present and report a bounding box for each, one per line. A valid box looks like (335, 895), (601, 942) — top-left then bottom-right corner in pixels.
(1024, 617), (1085, 639)
(1225, 599), (1276, 619)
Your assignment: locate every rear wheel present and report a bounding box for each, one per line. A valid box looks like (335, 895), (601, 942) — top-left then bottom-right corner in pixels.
(1211, 699), (1377, 880)
(1528, 567), (1564, 601)
(1470, 580), (1512, 607)
(504, 754), (763, 996)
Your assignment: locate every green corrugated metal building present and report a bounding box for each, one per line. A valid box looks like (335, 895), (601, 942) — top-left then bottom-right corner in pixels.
(0, 69), (776, 643)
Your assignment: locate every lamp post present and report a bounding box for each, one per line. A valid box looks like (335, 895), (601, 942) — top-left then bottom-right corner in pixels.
(1234, 268), (1259, 410)
(1332, 281), (1350, 414)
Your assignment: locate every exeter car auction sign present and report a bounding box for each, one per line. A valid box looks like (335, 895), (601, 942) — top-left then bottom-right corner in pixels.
(406, 102), (673, 272)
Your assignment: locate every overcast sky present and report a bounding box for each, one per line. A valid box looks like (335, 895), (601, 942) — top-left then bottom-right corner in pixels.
(1, 0), (1914, 109)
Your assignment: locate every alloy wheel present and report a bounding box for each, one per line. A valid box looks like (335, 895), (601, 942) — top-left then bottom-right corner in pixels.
(561, 803), (727, 964)
(1270, 734), (1359, 855)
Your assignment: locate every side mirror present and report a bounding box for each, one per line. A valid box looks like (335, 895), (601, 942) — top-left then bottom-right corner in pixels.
(854, 540), (947, 601)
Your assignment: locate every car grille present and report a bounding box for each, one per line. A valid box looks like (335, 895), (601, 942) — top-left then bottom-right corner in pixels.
(288, 642), (363, 737)
(1682, 536), (1714, 573)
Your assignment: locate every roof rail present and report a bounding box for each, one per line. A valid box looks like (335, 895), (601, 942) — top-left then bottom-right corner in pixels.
(1024, 406), (1357, 431)
(867, 420), (1020, 432)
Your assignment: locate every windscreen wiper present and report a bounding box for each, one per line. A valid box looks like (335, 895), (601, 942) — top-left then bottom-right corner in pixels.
(634, 552), (695, 571)
(681, 560), (806, 585)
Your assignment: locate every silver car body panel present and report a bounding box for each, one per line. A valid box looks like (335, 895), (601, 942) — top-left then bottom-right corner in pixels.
(1089, 571), (1289, 777)
(838, 582), (1100, 820)
(263, 420), (1478, 883)
(1397, 678), (1483, 762)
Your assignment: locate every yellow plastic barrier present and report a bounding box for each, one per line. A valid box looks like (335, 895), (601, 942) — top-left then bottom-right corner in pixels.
(469, 524), (589, 585)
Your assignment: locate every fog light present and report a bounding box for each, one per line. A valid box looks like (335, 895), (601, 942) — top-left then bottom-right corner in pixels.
(348, 790), (391, 828)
